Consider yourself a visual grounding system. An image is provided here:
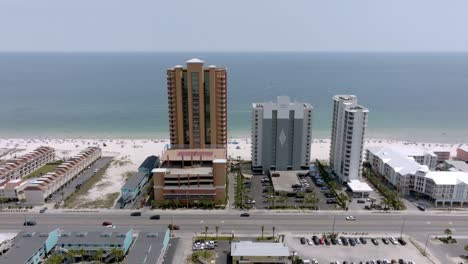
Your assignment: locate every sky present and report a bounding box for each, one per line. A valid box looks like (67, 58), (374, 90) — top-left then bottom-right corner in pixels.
(0, 0), (468, 52)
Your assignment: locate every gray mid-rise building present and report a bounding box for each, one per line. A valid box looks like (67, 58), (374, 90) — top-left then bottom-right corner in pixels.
(251, 96), (313, 173)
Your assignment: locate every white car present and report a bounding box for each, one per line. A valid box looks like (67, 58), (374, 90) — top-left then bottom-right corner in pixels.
(306, 238), (313, 245)
(389, 237), (398, 245)
(106, 225), (116, 229)
(345, 216), (357, 221)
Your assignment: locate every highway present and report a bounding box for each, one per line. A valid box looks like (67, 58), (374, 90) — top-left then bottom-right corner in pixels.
(0, 211), (465, 236)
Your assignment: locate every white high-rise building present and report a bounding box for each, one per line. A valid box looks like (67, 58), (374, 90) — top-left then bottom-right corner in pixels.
(330, 95), (369, 183)
(251, 96), (313, 173)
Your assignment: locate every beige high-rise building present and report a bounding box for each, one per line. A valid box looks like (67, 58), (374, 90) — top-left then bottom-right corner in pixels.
(167, 58), (227, 149)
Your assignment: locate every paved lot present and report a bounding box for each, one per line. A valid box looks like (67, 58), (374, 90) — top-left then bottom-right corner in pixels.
(286, 234), (432, 264)
(426, 237), (468, 264)
(47, 157), (114, 203)
(162, 237), (179, 264)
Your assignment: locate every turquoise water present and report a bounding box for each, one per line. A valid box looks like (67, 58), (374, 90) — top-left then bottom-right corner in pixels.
(0, 52), (467, 142)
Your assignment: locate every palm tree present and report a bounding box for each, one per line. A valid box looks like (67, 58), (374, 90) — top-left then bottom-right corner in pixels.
(204, 226), (209, 240)
(111, 248), (125, 262)
(67, 249), (77, 264)
(261, 225), (264, 239)
(44, 254), (64, 264)
(93, 249), (104, 263)
(78, 249), (86, 261)
(215, 225), (219, 239)
(272, 226), (276, 238)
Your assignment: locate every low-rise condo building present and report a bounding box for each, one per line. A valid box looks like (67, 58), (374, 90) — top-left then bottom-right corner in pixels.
(0, 147), (55, 180)
(22, 147), (101, 204)
(0, 179), (29, 200)
(456, 146), (468, 161)
(367, 146), (468, 206)
(152, 148), (226, 203)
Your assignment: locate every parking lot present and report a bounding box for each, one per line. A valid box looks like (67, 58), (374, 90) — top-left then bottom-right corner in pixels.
(286, 234), (432, 264)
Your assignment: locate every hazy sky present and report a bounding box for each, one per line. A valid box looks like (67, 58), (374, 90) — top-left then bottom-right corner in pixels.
(1, 0), (468, 52)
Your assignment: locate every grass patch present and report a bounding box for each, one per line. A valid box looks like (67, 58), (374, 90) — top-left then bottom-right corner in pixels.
(190, 250), (215, 263)
(256, 236), (276, 241)
(75, 192), (120, 208)
(64, 163), (111, 208)
(24, 161), (64, 179)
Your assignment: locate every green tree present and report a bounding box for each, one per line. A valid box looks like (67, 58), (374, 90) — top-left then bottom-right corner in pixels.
(204, 226), (209, 240)
(464, 244), (468, 251)
(93, 249), (104, 263)
(67, 249), (78, 264)
(111, 248), (125, 262)
(44, 254), (65, 264)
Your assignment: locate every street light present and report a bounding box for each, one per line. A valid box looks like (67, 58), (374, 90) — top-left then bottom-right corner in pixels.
(423, 233), (431, 256)
(399, 217), (406, 238)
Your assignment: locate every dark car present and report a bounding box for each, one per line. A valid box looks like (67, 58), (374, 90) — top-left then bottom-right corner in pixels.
(312, 235), (320, 245)
(417, 204), (426, 211)
(172, 225), (180, 230)
(23, 220), (36, 226)
(102, 221), (112, 226)
(382, 238), (389, 244)
(341, 237), (349, 246)
(331, 238), (337, 245)
(326, 199), (338, 204)
(300, 237), (306, 245)
(130, 211), (142, 217)
(371, 238), (379, 245)
(324, 237), (331, 245)
(359, 237), (367, 244)
(349, 238), (356, 246)
(397, 238), (407, 245)
(357, 199), (365, 203)
(150, 215), (160, 220)
(39, 207), (48, 213)
(240, 212), (250, 217)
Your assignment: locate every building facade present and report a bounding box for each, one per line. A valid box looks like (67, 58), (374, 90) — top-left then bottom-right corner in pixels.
(329, 95), (369, 183)
(166, 59), (227, 149)
(251, 96), (313, 173)
(0, 147), (55, 180)
(367, 146), (468, 206)
(456, 146), (468, 161)
(152, 148), (227, 203)
(23, 147), (101, 204)
(0, 179), (28, 200)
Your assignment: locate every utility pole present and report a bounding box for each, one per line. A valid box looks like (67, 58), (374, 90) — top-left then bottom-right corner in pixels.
(332, 215), (336, 234)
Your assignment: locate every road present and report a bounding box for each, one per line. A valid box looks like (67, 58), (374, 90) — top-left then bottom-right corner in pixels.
(0, 211), (465, 237)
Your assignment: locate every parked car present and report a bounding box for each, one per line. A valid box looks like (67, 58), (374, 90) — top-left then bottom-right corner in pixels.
(397, 237), (407, 245)
(326, 199), (338, 204)
(320, 187), (330, 191)
(357, 199), (365, 203)
(23, 220), (36, 226)
(340, 236), (348, 246)
(324, 237), (330, 245)
(331, 237), (337, 245)
(349, 238), (356, 246)
(346, 216), (357, 221)
(371, 238), (379, 245)
(240, 212), (250, 217)
(300, 237), (306, 244)
(306, 238), (313, 245)
(417, 204), (426, 211)
(382, 238), (389, 244)
(39, 207), (48, 213)
(130, 211), (142, 216)
(150, 215), (160, 220)
(359, 237), (367, 244)
(312, 235), (320, 245)
(389, 237), (398, 245)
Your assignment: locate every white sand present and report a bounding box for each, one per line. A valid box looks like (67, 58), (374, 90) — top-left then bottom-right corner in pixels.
(0, 138), (465, 206)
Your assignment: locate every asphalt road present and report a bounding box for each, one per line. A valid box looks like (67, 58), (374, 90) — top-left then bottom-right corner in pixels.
(0, 211), (466, 237)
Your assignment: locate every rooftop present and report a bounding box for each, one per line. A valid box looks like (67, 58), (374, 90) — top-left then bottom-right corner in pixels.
(367, 146), (427, 175)
(445, 160), (468, 172)
(57, 228), (132, 246)
(124, 230), (168, 264)
(121, 172), (148, 191)
(424, 171), (468, 185)
(139, 155), (159, 170)
(165, 166), (212, 176)
(231, 241), (289, 257)
(270, 170), (304, 193)
(459, 145), (468, 152)
(161, 148), (225, 162)
(186, 58), (204, 64)
(347, 180), (373, 192)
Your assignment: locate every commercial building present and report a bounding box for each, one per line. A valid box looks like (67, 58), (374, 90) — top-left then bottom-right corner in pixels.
(329, 95), (369, 183)
(166, 59), (227, 149)
(0, 228), (59, 264)
(456, 146), (468, 161)
(120, 172), (149, 205)
(125, 230), (171, 264)
(231, 241), (290, 264)
(152, 148), (227, 203)
(22, 147), (101, 204)
(367, 146), (468, 206)
(0, 147), (55, 180)
(0, 179), (28, 200)
(251, 96), (313, 173)
(138, 155), (160, 174)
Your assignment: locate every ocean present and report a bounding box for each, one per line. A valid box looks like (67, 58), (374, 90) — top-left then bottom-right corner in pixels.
(0, 52), (467, 142)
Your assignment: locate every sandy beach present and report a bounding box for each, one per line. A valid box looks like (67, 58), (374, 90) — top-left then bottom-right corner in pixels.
(0, 138), (465, 207)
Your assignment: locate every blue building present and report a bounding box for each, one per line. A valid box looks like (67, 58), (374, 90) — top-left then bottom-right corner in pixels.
(121, 172), (149, 205)
(0, 228), (59, 264)
(138, 155), (160, 174)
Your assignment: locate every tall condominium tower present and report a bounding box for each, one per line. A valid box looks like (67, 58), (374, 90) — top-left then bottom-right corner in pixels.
(166, 59), (227, 149)
(329, 95), (369, 182)
(251, 96), (313, 173)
